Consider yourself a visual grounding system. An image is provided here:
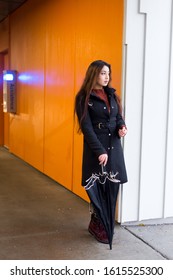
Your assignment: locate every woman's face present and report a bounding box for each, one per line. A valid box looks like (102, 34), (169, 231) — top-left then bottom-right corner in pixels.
(94, 65), (110, 89)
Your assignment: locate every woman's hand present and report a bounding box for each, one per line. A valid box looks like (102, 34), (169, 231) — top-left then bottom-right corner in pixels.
(98, 153), (108, 166)
(118, 126), (127, 137)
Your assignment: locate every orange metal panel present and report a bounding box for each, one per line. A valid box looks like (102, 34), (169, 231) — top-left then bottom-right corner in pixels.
(0, 18), (9, 52)
(44, 0), (76, 189)
(4, 113), (9, 148)
(9, 0), (45, 170)
(0, 55), (4, 145)
(72, 0), (124, 200)
(3, 53), (9, 148)
(0, 53), (10, 148)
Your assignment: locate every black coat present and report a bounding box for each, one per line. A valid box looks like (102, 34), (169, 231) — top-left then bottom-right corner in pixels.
(76, 87), (128, 186)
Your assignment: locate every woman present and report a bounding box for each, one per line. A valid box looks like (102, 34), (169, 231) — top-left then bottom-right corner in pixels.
(75, 60), (127, 245)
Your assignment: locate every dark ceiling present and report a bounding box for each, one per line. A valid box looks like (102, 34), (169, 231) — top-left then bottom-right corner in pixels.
(0, 0), (27, 22)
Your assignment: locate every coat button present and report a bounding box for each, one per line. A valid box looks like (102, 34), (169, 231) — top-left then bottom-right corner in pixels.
(108, 147), (110, 150)
(109, 133), (111, 136)
(104, 107), (106, 109)
(111, 146), (114, 149)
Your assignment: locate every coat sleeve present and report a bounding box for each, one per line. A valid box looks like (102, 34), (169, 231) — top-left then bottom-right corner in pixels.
(76, 100), (107, 157)
(116, 113), (126, 129)
(111, 91), (126, 129)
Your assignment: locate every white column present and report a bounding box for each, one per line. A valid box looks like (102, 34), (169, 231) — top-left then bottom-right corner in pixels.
(164, 1), (173, 218)
(120, 0), (173, 223)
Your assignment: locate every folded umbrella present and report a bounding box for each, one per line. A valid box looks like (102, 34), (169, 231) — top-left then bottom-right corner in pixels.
(84, 165), (120, 250)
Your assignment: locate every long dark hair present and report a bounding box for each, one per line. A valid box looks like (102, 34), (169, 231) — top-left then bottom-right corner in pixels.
(74, 60), (122, 131)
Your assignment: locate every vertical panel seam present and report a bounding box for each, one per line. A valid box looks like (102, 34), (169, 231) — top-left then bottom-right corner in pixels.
(163, 0), (173, 218)
(71, 15), (77, 193)
(43, 19), (46, 174)
(119, 0), (127, 223)
(138, 2), (147, 221)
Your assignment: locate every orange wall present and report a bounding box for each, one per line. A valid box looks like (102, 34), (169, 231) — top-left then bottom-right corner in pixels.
(9, 0), (45, 170)
(0, 18), (9, 146)
(3, 53), (10, 148)
(0, 53), (9, 147)
(0, 55), (4, 145)
(0, 18), (9, 52)
(0, 0), (124, 200)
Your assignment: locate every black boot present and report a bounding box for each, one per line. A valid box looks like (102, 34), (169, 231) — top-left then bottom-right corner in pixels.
(88, 213), (109, 244)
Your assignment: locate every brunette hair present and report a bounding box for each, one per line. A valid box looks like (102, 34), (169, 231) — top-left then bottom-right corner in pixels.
(74, 60), (122, 131)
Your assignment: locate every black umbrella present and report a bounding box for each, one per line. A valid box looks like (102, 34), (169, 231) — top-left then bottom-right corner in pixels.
(84, 165), (120, 249)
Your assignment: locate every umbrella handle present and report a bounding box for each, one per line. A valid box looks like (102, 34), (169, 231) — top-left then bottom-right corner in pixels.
(101, 164), (107, 175)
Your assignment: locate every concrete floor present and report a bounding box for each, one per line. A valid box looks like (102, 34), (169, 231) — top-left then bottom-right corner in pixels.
(0, 147), (173, 260)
